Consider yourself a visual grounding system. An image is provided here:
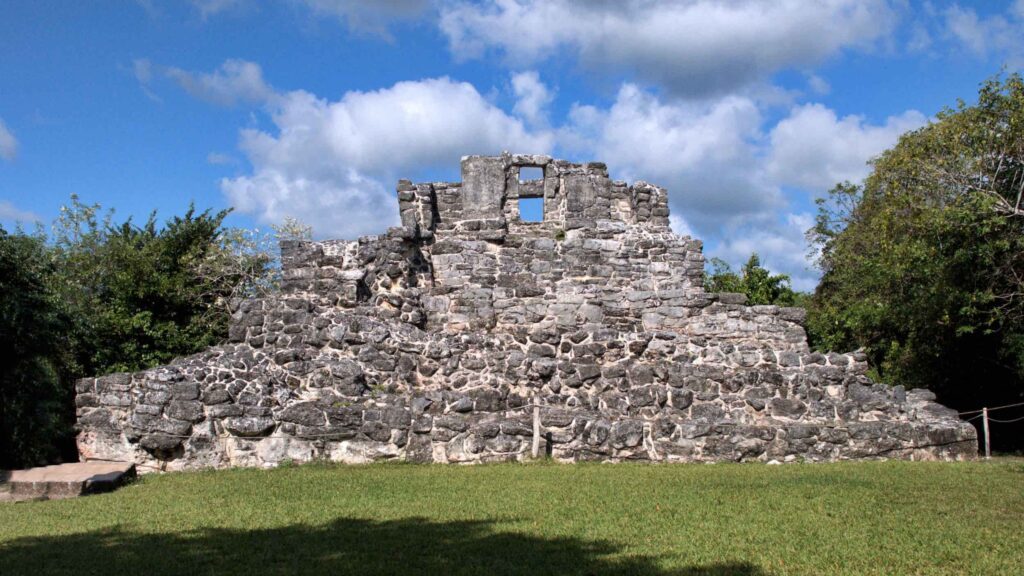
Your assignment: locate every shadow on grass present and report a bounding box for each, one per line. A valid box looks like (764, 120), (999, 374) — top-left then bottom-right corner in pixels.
(0, 516), (766, 576)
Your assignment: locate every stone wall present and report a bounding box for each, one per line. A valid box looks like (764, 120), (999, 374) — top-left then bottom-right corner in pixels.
(76, 153), (977, 471)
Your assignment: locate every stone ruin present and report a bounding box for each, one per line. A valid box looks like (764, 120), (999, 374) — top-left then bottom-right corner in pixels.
(75, 154), (978, 471)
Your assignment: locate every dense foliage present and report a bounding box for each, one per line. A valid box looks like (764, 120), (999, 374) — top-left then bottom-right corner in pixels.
(0, 229), (75, 467)
(807, 74), (1024, 447)
(704, 253), (802, 306)
(0, 200), (279, 468)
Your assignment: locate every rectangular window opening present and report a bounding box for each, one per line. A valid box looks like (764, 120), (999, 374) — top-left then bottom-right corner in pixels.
(518, 196), (544, 222)
(518, 166), (543, 183)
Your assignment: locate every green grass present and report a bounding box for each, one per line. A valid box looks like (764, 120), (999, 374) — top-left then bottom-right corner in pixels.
(2, 460), (1023, 575)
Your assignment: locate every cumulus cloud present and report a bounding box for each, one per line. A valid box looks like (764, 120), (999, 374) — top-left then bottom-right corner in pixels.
(712, 212), (819, 292)
(185, 0), (429, 34)
(166, 59), (274, 106)
(0, 118), (18, 161)
(440, 0), (898, 97)
(299, 0), (430, 35)
(222, 76), (552, 238)
(168, 57), (926, 287)
(511, 71), (553, 128)
(0, 200), (40, 224)
(563, 84), (781, 232)
(766, 103), (927, 192)
(133, 58), (154, 84)
(191, 0), (247, 19)
(555, 84), (924, 285)
(669, 214), (694, 238)
(942, 3), (1024, 66)
(132, 58), (163, 102)
(807, 74), (831, 95)
(207, 152), (236, 165)
(907, 23), (933, 53)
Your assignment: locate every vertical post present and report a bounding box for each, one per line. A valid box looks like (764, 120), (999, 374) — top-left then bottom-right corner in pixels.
(982, 407), (991, 460)
(532, 398), (541, 459)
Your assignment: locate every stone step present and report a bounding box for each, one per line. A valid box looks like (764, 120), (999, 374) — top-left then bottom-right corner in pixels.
(5, 461), (135, 502)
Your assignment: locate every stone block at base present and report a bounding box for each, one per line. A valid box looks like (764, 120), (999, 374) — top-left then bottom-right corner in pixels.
(5, 461), (135, 501)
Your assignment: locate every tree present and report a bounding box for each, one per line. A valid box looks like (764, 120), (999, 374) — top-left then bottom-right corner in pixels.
(807, 74), (1024, 447)
(50, 196), (279, 375)
(0, 198), (286, 467)
(705, 253), (801, 306)
(0, 228), (75, 468)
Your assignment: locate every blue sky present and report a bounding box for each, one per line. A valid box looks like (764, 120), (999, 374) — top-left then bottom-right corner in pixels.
(1, 0), (1021, 290)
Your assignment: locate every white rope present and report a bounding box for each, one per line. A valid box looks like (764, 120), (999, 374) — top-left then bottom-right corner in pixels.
(986, 415), (1024, 424)
(958, 401), (1024, 415)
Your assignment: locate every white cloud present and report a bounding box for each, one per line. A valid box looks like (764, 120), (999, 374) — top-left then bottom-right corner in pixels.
(942, 3), (1024, 66)
(132, 58), (163, 102)
(556, 85), (925, 286)
(807, 74), (831, 95)
(563, 83), (782, 232)
(170, 56), (925, 289)
(299, 0), (430, 35)
(222, 76), (552, 238)
(166, 59), (274, 106)
(511, 71), (553, 128)
(207, 152), (236, 165)
(0, 118), (18, 161)
(133, 58), (154, 84)
(135, 0), (159, 18)
(766, 103), (927, 192)
(712, 212), (819, 292)
(907, 23), (933, 53)
(0, 200), (39, 224)
(440, 0), (899, 97)
(185, 0), (429, 33)
(669, 214), (694, 238)
(191, 0), (247, 19)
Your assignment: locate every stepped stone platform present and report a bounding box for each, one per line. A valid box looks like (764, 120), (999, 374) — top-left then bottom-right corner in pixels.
(75, 153), (977, 471)
(1, 462), (136, 502)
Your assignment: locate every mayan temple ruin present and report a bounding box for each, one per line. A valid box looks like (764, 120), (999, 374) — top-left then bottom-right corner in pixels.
(74, 154), (978, 470)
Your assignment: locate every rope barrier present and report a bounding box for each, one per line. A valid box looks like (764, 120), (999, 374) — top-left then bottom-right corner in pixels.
(986, 415), (1024, 424)
(958, 401), (1024, 415)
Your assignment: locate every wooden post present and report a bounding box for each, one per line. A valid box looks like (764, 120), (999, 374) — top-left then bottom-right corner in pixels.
(531, 399), (541, 459)
(982, 407), (991, 460)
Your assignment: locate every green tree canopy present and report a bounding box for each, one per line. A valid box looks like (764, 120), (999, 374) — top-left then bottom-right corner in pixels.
(705, 253), (801, 306)
(807, 74), (1024, 446)
(0, 199), (280, 467)
(0, 228), (75, 467)
(52, 198), (240, 374)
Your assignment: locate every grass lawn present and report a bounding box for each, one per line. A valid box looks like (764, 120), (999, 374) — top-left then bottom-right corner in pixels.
(1, 460), (1022, 575)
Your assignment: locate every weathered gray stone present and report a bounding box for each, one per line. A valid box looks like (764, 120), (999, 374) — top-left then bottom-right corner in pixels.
(278, 402), (325, 427)
(78, 408), (117, 431)
(611, 420), (644, 449)
(201, 385), (231, 405)
(74, 154), (975, 471)
(224, 416), (275, 437)
(770, 398), (807, 420)
(140, 434), (182, 451)
(166, 400), (204, 423)
(171, 383), (200, 400)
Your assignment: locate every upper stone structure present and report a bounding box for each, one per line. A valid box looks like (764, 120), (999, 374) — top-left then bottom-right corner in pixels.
(75, 154), (977, 470)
